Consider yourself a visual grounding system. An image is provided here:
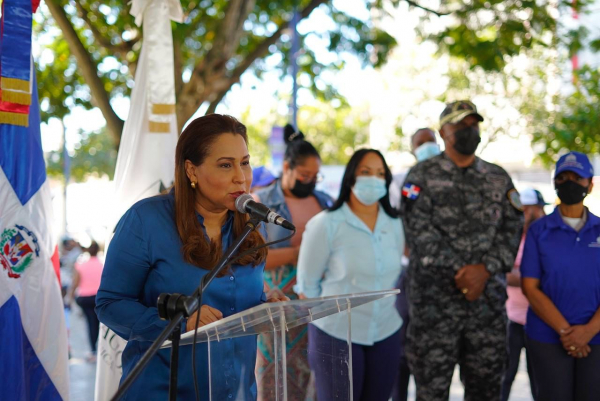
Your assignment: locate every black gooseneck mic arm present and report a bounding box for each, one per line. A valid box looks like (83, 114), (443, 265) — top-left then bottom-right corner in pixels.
(110, 215), (263, 401)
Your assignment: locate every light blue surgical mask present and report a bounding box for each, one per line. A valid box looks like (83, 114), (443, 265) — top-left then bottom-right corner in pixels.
(414, 142), (441, 162)
(351, 176), (387, 206)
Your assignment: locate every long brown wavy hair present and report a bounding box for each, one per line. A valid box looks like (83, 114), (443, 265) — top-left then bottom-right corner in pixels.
(174, 114), (267, 275)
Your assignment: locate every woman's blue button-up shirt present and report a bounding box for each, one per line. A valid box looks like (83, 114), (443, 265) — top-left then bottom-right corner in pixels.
(295, 203), (404, 345)
(96, 192), (266, 401)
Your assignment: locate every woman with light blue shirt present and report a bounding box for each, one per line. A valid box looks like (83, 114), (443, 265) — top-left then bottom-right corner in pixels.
(296, 148), (405, 401)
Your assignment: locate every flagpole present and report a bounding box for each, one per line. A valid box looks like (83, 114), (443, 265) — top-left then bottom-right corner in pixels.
(290, 9), (300, 128)
(61, 119), (70, 234)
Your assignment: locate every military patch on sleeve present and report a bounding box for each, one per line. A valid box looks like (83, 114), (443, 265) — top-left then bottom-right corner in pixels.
(401, 183), (421, 200)
(507, 189), (523, 212)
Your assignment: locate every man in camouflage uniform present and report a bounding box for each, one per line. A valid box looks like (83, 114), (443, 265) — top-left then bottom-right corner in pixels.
(401, 101), (523, 401)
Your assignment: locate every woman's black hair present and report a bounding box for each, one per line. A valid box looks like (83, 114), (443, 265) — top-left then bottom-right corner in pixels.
(283, 124), (320, 168)
(329, 148), (399, 218)
(87, 241), (100, 257)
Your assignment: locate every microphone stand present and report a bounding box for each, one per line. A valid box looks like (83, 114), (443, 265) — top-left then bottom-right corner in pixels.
(111, 216), (263, 401)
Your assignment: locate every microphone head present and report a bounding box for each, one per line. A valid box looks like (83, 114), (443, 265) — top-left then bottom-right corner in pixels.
(235, 193), (253, 214)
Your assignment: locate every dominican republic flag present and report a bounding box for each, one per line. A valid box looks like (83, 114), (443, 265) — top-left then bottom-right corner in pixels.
(401, 183), (421, 200)
(0, 69), (70, 399)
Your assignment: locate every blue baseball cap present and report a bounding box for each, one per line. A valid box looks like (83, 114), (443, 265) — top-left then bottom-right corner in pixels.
(554, 151), (594, 179)
(251, 166), (276, 188)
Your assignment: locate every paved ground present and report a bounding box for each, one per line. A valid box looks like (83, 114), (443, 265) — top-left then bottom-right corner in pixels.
(67, 306), (534, 401)
(66, 304), (97, 400)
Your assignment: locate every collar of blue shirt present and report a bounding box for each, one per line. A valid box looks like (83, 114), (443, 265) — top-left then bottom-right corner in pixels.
(546, 207), (600, 232)
(339, 202), (391, 234)
(167, 189), (235, 233)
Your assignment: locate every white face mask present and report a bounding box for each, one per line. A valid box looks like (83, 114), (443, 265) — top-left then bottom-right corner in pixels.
(414, 142), (441, 162)
(351, 176), (387, 206)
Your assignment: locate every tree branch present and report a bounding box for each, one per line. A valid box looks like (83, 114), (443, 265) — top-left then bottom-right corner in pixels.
(206, 90), (228, 115)
(178, 0), (328, 124)
(173, 40), (184, 97)
(46, 0), (124, 144)
(227, 0), (329, 91)
(204, 0), (256, 70)
(404, 0), (450, 17)
(74, 0), (140, 56)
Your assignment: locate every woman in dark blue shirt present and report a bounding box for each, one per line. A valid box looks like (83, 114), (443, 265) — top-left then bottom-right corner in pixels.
(522, 151), (600, 401)
(96, 114), (275, 400)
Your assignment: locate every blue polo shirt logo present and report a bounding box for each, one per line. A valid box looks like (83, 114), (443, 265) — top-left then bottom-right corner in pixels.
(589, 236), (600, 248)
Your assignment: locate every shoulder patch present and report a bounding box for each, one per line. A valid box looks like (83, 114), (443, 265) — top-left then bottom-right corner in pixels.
(402, 183), (421, 200)
(507, 189), (523, 212)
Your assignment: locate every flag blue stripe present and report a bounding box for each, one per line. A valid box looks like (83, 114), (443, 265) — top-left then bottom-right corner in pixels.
(0, 0), (33, 82)
(0, 72), (46, 205)
(0, 296), (62, 401)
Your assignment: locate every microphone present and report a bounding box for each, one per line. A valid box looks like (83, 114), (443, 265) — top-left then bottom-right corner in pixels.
(235, 194), (296, 230)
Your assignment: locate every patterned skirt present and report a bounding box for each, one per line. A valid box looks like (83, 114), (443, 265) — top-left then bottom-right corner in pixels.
(256, 264), (314, 401)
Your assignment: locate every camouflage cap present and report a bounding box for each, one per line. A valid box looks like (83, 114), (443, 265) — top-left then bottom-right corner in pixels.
(439, 100), (484, 128)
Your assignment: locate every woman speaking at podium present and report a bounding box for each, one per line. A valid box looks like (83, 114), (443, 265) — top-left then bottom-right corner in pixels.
(96, 114), (276, 400)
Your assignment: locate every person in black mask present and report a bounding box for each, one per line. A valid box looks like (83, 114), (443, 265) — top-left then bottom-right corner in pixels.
(400, 100), (524, 400)
(253, 124), (332, 400)
(521, 152), (600, 401)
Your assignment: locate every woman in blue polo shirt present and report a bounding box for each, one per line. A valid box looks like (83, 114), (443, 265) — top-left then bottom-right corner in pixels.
(522, 151), (600, 401)
(296, 148), (404, 401)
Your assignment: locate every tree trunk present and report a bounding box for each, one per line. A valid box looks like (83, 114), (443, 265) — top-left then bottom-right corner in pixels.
(46, 0), (124, 145)
(175, 92), (207, 134)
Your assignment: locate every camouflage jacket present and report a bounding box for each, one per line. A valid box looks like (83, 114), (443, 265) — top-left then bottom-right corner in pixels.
(401, 153), (523, 315)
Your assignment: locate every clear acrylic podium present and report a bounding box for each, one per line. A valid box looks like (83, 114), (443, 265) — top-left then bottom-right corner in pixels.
(161, 290), (399, 401)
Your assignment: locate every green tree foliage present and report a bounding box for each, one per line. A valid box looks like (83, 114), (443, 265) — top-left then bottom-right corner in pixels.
(34, 0), (600, 179)
(37, 1), (598, 145)
(38, 0), (397, 144)
(535, 67), (600, 165)
(46, 129), (118, 182)
(391, 0), (598, 71)
(243, 100), (370, 166)
(299, 102), (371, 165)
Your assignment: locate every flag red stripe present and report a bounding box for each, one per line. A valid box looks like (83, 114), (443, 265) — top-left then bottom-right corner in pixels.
(51, 245), (61, 286)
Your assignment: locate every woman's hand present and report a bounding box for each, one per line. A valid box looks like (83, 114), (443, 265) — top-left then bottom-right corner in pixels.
(560, 325), (596, 357)
(266, 288), (290, 303)
(565, 343), (592, 358)
(186, 305), (223, 332)
(573, 345), (591, 358)
(267, 294), (291, 303)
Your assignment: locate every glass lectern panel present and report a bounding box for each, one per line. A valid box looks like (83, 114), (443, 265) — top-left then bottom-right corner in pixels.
(206, 305), (352, 401)
(161, 290), (399, 401)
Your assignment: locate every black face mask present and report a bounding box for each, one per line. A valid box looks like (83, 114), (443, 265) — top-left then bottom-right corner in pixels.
(556, 180), (589, 205)
(452, 126), (481, 156)
(290, 179), (315, 198)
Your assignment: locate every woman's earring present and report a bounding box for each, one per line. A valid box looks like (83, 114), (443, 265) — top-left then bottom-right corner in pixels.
(191, 182), (196, 189)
